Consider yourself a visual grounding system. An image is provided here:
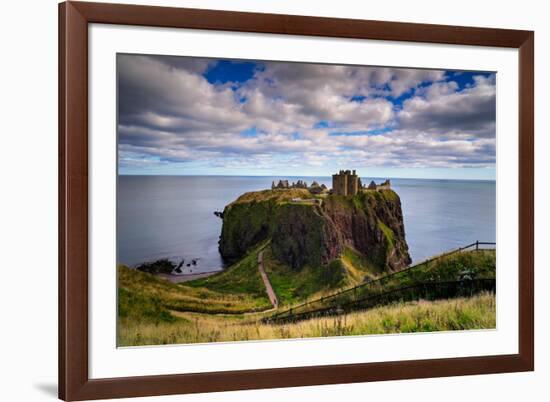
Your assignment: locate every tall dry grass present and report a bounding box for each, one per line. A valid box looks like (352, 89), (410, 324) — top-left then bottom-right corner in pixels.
(118, 292), (495, 346)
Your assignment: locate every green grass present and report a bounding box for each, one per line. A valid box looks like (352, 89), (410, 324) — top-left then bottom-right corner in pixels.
(118, 261), (270, 318)
(118, 287), (177, 325)
(395, 249), (495, 284)
(317, 250), (496, 307)
(117, 292), (496, 346)
(378, 220), (395, 248)
(356, 249), (496, 299)
(279, 249), (496, 317)
(230, 188), (312, 205)
(262, 247), (346, 306)
(341, 246), (384, 281)
(184, 242), (268, 299)
(378, 189), (399, 202)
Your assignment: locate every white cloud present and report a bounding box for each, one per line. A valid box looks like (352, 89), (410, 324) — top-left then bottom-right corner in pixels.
(117, 55), (496, 172)
(398, 74), (496, 138)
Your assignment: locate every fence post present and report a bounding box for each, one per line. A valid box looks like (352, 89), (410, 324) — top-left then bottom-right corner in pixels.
(476, 240), (479, 251)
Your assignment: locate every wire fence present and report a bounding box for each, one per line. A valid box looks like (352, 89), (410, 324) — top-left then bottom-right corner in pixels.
(265, 278), (496, 324)
(263, 241), (496, 324)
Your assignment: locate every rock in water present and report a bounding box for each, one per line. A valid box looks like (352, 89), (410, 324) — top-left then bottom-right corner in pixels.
(136, 258), (176, 274)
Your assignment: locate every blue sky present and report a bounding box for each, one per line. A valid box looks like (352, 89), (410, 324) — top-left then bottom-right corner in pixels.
(117, 55), (496, 180)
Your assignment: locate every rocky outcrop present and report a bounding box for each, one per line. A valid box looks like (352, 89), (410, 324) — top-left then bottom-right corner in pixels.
(322, 191), (410, 271)
(271, 204), (341, 269)
(218, 189), (310, 262)
(219, 188), (411, 272)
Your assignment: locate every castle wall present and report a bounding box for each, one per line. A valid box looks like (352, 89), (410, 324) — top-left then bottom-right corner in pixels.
(333, 171), (360, 196)
(332, 174), (348, 196)
(332, 171), (390, 195)
(347, 174), (359, 195)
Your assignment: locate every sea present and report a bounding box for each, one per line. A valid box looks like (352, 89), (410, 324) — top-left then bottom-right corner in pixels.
(117, 176), (496, 273)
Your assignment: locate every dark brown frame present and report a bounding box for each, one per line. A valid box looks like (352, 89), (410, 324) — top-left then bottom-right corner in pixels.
(59, 1), (534, 400)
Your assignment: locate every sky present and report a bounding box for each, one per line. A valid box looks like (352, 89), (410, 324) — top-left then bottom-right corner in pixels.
(117, 54), (496, 180)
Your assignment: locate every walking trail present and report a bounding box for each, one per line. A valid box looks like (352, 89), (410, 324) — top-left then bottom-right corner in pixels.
(258, 250), (278, 309)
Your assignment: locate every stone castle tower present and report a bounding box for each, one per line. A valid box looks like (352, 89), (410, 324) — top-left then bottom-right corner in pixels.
(332, 170), (360, 196)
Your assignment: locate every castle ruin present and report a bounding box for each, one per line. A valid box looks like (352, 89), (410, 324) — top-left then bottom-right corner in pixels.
(332, 170), (391, 196)
(271, 179), (308, 190)
(269, 171), (389, 197)
(332, 170), (360, 196)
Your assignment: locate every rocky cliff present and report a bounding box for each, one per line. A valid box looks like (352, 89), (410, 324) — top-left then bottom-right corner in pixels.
(219, 188), (411, 273)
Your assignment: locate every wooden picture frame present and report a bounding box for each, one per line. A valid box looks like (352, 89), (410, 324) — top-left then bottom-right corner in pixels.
(59, 1), (534, 400)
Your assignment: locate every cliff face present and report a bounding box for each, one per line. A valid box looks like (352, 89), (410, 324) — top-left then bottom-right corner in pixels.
(218, 188), (311, 262)
(321, 191), (411, 271)
(271, 203), (341, 269)
(219, 189), (411, 272)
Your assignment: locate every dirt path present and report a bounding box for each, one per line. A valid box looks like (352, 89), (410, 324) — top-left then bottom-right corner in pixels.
(258, 250), (278, 308)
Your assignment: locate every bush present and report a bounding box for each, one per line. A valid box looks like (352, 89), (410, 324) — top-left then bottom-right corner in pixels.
(321, 260), (346, 287)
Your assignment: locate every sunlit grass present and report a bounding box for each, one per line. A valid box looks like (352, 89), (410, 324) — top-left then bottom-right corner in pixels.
(118, 292), (495, 346)
(118, 264), (270, 316)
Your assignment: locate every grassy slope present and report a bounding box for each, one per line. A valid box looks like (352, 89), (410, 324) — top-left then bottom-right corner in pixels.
(341, 246), (385, 281)
(118, 262), (270, 319)
(262, 247), (346, 306)
(118, 292), (495, 346)
(294, 249), (496, 314)
(378, 249), (496, 289)
(184, 242), (268, 299)
(378, 220), (394, 248)
(263, 239), (405, 309)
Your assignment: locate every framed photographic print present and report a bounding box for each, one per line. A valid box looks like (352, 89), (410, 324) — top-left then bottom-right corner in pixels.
(59, 1), (534, 400)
